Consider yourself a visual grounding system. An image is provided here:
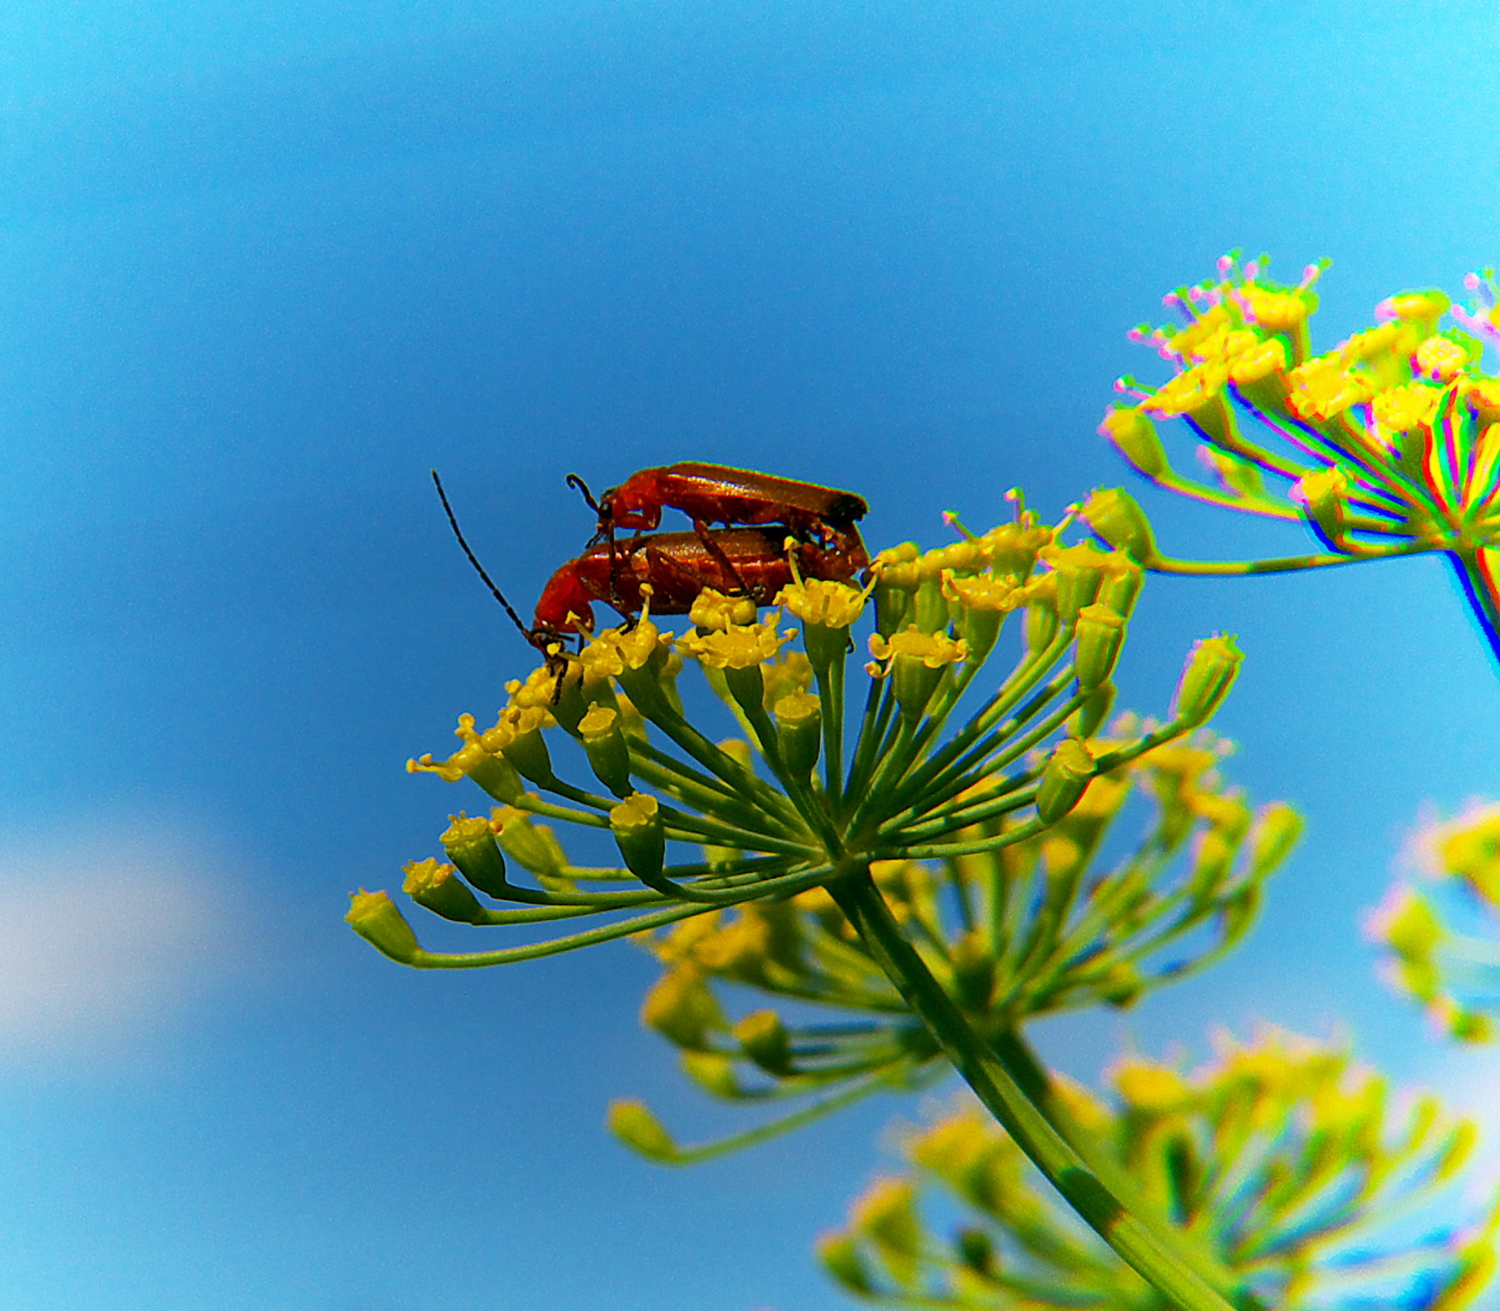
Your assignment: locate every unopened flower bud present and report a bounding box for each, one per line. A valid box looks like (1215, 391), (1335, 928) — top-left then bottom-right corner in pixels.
(403, 857), (487, 924)
(500, 717), (557, 787)
(641, 964), (724, 1047)
(345, 888), (422, 964)
(611, 792), (667, 884)
(606, 1099), (678, 1162)
(1024, 576), (1059, 653)
(872, 543), (921, 637)
(1079, 488), (1160, 565)
(577, 704), (633, 797)
(681, 1051), (741, 1097)
(495, 809), (569, 879)
(950, 929), (996, 1010)
(773, 691), (822, 779)
(1171, 634), (1243, 728)
(955, 1228), (997, 1277)
(1100, 405), (1169, 478)
(1037, 738), (1095, 823)
(1098, 559), (1144, 617)
(851, 1178), (922, 1264)
(1248, 803), (1303, 877)
(466, 753), (527, 804)
(1070, 679), (1117, 739)
(1291, 468), (1350, 543)
(1040, 542), (1112, 622)
(439, 811), (510, 896)
(1073, 603), (1126, 690)
(817, 1233), (876, 1296)
(734, 1009), (793, 1076)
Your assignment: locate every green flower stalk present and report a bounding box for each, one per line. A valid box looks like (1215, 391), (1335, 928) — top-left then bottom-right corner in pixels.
(356, 502), (1271, 1310)
(1370, 800), (1500, 1043)
(821, 1028), (1500, 1311)
(622, 722), (1295, 1156)
(1095, 256), (1500, 667)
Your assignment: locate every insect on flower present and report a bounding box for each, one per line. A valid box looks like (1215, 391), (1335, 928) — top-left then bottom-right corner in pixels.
(430, 470), (871, 661)
(566, 462), (869, 549)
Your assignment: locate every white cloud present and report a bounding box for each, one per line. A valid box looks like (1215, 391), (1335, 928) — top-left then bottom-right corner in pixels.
(0, 820), (246, 1069)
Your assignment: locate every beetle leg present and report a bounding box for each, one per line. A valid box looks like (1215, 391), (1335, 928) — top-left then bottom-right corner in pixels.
(690, 519), (749, 593)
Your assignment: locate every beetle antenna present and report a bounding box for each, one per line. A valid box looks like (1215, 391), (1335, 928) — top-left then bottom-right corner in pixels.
(565, 472), (603, 516)
(430, 470), (535, 642)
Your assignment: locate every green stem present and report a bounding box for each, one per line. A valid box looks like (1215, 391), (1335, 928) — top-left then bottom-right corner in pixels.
(1150, 541), (1428, 577)
(1449, 548), (1500, 673)
(827, 866), (1248, 1311)
(988, 1029), (1266, 1309)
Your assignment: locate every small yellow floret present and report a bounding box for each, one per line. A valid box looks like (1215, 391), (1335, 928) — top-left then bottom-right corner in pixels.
(1239, 285), (1314, 332)
(407, 712), (495, 781)
(1372, 382), (1441, 434)
(689, 588), (759, 631)
(1145, 361), (1230, 419)
(777, 575), (871, 628)
(868, 627), (970, 669)
(1415, 335), (1474, 383)
(579, 618), (674, 679)
(1228, 337), (1289, 385)
(677, 616), (792, 670)
(610, 790), (660, 832)
(939, 569), (1024, 612)
(1286, 356), (1378, 421)
(1112, 1058), (1190, 1112)
(577, 704), (618, 739)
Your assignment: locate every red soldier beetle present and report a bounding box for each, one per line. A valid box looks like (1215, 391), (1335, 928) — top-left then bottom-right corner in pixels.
(533, 524), (870, 640)
(430, 472), (870, 668)
(566, 462), (868, 548)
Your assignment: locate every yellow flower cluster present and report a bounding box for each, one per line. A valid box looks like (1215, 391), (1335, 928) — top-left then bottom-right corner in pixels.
(821, 1027), (1498, 1311)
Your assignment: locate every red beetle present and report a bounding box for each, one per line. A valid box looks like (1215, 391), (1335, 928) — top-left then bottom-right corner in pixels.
(430, 472), (869, 659)
(533, 523), (870, 640)
(569, 462), (868, 546)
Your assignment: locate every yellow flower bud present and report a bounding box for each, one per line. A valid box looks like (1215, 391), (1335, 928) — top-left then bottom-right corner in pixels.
(402, 857), (487, 924)
(494, 809), (569, 879)
(577, 703), (632, 797)
(1078, 487), (1159, 565)
(610, 791), (667, 885)
(606, 1099), (678, 1162)
(641, 964), (724, 1048)
(1170, 634), (1243, 728)
(345, 888), (422, 964)
(1036, 738), (1095, 823)
(439, 810), (510, 896)
(1073, 602), (1126, 690)
(734, 1009), (793, 1075)
(1099, 405), (1169, 478)
(773, 690), (822, 778)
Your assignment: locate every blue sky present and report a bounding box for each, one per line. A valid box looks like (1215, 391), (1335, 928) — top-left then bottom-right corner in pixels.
(3, 3), (1500, 1308)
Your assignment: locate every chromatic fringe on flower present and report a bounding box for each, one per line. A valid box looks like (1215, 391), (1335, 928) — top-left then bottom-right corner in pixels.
(1369, 800), (1500, 1043)
(820, 1028), (1500, 1311)
(1093, 255), (1500, 664)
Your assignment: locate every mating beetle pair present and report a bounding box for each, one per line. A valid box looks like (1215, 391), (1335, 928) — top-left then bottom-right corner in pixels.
(435, 462), (871, 658)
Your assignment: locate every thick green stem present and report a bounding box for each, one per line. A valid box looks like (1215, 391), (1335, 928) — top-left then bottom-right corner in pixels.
(827, 866), (1249, 1311)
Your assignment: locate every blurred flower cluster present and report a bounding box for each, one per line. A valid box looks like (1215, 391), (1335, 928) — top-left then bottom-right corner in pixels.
(1094, 257), (1500, 655)
(1370, 801), (1500, 1043)
(612, 724), (1297, 1162)
(821, 1028), (1499, 1311)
